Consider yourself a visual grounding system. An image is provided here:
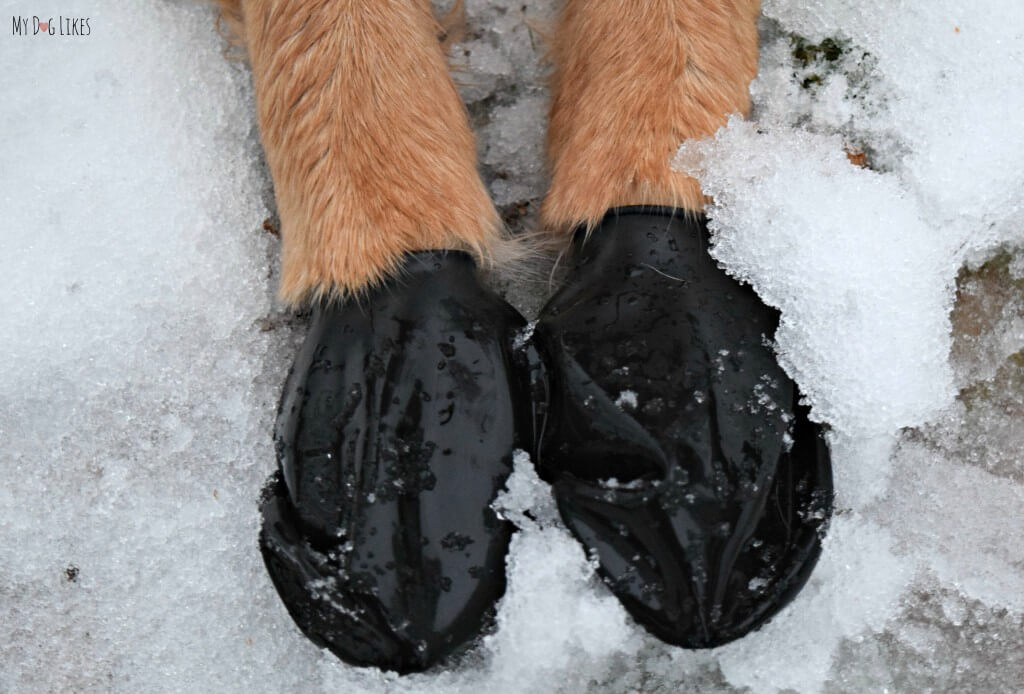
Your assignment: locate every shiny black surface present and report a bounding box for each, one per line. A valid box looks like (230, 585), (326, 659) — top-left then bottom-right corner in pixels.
(532, 207), (833, 647)
(259, 251), (529, 673)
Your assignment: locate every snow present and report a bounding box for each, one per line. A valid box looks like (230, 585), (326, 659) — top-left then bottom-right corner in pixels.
(614, 390), (639, 410)
(2, 0), (1023, 692)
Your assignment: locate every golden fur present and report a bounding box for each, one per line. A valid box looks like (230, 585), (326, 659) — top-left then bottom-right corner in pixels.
(216, 0), (501, 305)
(214, 0), (762, 296)
(542, 0), (761, 232)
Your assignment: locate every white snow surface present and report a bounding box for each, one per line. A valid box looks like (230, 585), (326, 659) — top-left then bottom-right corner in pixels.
(2, 1), (1023, 692)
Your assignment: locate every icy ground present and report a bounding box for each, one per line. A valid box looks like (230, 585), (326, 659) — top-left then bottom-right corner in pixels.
(2, 0), (1023, 691)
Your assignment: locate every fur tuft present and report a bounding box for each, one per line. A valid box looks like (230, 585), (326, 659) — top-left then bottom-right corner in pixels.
(437, 0), (468, 52)
(210, 0), (246, 58)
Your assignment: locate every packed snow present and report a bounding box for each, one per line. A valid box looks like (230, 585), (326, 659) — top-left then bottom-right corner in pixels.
(2, 0), (1023, 692)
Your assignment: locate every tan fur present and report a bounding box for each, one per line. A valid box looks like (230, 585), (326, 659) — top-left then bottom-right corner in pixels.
(219, 0), (501, 305)
(438, 0), (468, 52)
(212, 0), (244, 55)
(542, 0), (761, 233)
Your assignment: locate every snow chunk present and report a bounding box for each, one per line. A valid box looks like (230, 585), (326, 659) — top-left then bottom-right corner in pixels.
(676, 120), (958, 438)
(614, 390), (638, 410)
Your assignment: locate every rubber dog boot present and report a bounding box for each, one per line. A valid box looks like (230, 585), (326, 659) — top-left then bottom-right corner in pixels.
(531, 207), (833, 648)
(259, 251), (530, 673)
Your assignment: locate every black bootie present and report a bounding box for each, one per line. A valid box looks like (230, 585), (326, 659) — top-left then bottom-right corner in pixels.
(531, 207), (833, 647)
(259, 251), (531, 673)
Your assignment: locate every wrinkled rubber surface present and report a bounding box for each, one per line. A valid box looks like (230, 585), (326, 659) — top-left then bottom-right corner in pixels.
(259, 251), (529, 673)
(532, 207), (833, 648)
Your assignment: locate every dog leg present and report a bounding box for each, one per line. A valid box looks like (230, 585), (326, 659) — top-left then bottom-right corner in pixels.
(216, 0), (500, 304)
(212, 2), (529, 672)
(533, 2), (833, 648)
(542, 0), (761, 232)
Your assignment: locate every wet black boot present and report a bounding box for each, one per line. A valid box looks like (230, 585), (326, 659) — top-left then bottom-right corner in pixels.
(259, 251), (530, 673)
(531, 207), (833, 647)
